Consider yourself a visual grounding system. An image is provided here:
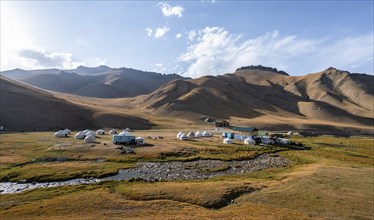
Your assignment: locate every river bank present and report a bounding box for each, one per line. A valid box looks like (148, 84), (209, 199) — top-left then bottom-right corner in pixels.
(1, 153), (288, 194)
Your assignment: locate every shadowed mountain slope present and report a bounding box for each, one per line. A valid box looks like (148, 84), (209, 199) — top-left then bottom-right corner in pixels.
(1, 66), (186, 98)
(135, 66), (373, 127)
(0, 76), (152, 131)
(1, 65), (372, 132)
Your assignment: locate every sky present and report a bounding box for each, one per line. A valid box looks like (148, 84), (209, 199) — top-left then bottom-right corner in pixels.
(1, 0), (373, 77)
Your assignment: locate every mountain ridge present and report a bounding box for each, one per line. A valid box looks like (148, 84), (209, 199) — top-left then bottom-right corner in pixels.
(0, 65), (372, 133)
(1, 66), (186, 98)
(134, 67), (373, 128)
(236, 65), (289, 76)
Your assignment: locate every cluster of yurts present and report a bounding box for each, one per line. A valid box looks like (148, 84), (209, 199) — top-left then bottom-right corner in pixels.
(53, 128), (120, 143)
(176, 130), (212, 140)
(222, 136), (256, 145)
(176, 131), (256, 146)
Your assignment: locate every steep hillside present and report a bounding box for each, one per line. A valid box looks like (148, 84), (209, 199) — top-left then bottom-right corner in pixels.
(0, 68), (38, 80)
(0, 77), (152, 131)
(1, 65), (372, 133)
(136, 66), (373, 128)
(5, 66), (186, 98)
(71, 69), (185, 98)
(22, 71), (91, 93)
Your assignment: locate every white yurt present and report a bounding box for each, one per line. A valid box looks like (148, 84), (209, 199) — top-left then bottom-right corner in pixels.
(177, 131), (183, 138)
(187, 131), (195, 138)
(84, 135), (96, 143)
(223, 138), (233, 144)
(195, 131), (203, 138)
(74, 131), (86, 139)
(109, 129), (117, 134)
(135, 137), (145, 146)
(54, 130), (68, 138)
(244, 137), (256, 146)
(96, 129), (105, 135)
(179, 133), (189, 140)
(64, 129), (71, 135)
(202, 131), (210, 137)
(85, 130), (96, 137)
(119, 131), (132, 136)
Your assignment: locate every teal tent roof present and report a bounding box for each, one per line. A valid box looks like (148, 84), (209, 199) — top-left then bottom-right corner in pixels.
(232, 127), (258, 132)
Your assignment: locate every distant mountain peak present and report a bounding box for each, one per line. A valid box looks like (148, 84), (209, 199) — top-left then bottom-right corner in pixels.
(76, 65), (111, 70)
(323, 67), (351, 75)
(14, 68), (25, 71)
(326, 67), (338, 71)
(236, 65), (289, 76)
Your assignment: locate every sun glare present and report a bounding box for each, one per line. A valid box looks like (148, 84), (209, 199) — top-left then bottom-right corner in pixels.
(1, 2), (35, 69)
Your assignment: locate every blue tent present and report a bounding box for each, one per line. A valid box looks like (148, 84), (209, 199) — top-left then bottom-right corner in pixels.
(222, 132), (234, 139)
(113, 133), (135, 145)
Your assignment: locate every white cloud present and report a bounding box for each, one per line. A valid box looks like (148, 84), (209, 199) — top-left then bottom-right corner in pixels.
(188, 30), (197, 41)
(145, 27), (153, 37)
(154, 26), (170, 38)
(351, 57), (373, 69)
(3, 46), (105, 70)
(18, 47), (83, 69)
(171, 65), (185, 75)
(178, 27), (374, 78)
(200, 12), (209, 18)
(200, 0), (216, 3)
(315, 34), (374, 72)
(158, 2), (184, 17)
(153, 63), (167, 73)
(176, 33), (182, 39)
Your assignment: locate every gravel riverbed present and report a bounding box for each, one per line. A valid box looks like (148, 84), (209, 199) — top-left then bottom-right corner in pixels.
(103, 153), (288, 181)
(1, 154), (288, 194)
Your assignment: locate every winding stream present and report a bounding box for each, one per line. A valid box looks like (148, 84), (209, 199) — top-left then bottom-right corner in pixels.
(0, 154), (288, 194)
(0, 178), (101, 195)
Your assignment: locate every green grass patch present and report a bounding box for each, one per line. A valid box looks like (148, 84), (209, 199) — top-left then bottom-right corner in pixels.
(345, 151), (371, 158)
(286, 136), (374, 166)
(0, 162), (134, 182)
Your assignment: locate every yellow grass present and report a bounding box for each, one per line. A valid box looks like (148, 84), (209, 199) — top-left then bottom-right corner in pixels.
(115, 180), (266, 208)
(240, 165), (374, 219)
(1, 132), (373, 219)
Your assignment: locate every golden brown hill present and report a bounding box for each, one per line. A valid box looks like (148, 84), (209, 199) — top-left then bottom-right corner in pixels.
(0, 77), (152, 131)
(1, 66), (372, 134)
(135, 67), (373, 131)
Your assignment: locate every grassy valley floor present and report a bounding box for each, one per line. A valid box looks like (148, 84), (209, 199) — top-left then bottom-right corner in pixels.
(0, 131), (373, 219)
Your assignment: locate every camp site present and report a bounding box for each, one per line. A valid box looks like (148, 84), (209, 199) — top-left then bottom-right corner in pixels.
(1, 1), (373, 219)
